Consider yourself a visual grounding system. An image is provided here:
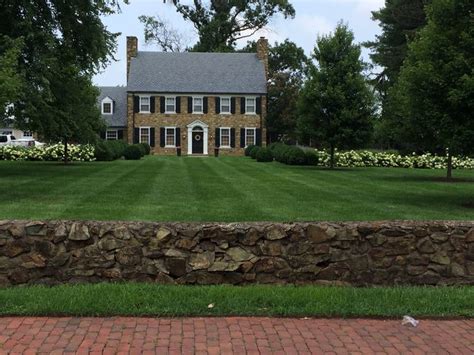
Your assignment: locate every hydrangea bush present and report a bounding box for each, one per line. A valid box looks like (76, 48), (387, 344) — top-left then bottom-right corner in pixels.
(315, 149), (474, 169)
(0, 144), (96, 162)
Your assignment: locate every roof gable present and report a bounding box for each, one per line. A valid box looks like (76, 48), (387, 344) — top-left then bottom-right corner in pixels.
(128, 52), (267, 94)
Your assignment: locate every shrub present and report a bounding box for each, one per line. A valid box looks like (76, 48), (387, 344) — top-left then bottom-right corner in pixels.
(304, 151), (319, 166)
(256, 148), (273, 162)
(272, 144), (291, 163)
(0, 144), (96, 162)
(139, 143), (151, 155)
(249, 146), (261, 159)
(285, 146), (306, 165)
(123, 145), (143, 160)
(106, 140), (128, 160)
(245, 145), (256, 157)
(94, 141), (115, 161)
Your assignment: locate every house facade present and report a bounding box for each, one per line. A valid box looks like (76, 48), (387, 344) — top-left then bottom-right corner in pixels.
(99, 36), (268, 156)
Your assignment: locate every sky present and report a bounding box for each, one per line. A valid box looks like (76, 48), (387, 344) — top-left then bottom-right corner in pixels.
(94, 0), (384, 86)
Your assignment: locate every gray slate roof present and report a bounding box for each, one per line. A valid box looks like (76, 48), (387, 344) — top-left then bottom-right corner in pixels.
(128, 52), (267, 94)
(98, 86), (127, 127)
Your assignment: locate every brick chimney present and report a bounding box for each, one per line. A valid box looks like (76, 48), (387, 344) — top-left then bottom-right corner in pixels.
(256, 37), (269, 79)
(126, 36), (138, 82)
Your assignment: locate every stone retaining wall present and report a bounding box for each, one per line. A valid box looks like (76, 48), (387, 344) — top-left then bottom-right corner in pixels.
(0, 220), (473, 287)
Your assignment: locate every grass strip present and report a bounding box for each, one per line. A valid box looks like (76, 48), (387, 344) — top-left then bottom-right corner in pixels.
(0, 284), (472, 318)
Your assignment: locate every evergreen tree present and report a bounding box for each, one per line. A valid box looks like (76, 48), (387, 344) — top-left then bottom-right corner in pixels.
(391, 0), (474, 180)
(298, 23), (375, 168)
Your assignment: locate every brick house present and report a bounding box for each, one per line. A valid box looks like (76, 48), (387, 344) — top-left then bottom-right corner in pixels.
(98, 36), (268, 156)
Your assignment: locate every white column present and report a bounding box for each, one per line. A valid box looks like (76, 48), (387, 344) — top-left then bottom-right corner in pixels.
(203, 128), (208, 155)
(187, 127), (192, 155)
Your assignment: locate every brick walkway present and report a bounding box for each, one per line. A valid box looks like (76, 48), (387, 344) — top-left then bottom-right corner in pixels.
(0, 317), (472, 354)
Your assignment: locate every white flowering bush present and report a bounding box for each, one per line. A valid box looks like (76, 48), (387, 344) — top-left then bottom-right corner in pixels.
(315, 149), (474, 169)
(0, 144), (96, 162)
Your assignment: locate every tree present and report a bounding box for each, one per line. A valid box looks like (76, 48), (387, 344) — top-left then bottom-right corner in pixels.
(365, 1), (431, 149)
(298, 23), (375, 168)
(241, 39), (308, 142)
(139, 15), (189, 52)
(142, 0), (295, 52)
(0, 1), (125, 161)
(0, 36), (24, 122)
(390, 0), (474, 180)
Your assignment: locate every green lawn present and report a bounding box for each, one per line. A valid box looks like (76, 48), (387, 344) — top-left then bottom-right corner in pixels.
(0, 284), (472, 317)
(0, 156), (472, 221)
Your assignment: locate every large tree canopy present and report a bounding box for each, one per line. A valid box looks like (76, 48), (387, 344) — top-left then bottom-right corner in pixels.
(0, 1), (125, 149)
(391, 0), (474, 179)
(143, 0), (295, 52)
(298, 23), (375, 168)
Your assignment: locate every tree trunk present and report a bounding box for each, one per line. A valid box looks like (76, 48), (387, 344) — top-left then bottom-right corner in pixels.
(330, 144), (335, 169)
(63, 137), (69, 164)
(446, 148), (452, 181)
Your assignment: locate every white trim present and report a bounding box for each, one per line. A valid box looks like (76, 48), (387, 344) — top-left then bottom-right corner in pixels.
(192, 96), (204, 114)
(101, 97), (113, 115)
(139, 126), (151, 145)
(219, 127), (231, 148)
(139, 95), (151, 113)
(245, 96), (257, 115)
(187, 120), (209, 155)
(106, 129), (118, 140)
(165, 96), (176, 114)
(245, 127), (256, 147)
(164, 126), (177, 148)
(220, 96), (231, 115)
(22, 131), (33, 138)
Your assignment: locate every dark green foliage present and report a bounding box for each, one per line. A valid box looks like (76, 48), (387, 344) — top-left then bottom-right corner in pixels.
(139, 143), (151, 155)
(245, 145), (256, 157)
(105, 140), (128, 160)
(0, 36), (24, 122)
(272, 143), (291, 163)
(365, 0), (430, 91)
(243, 40), (309, 142)
(256, 148), (273, 162)
(249, 146), (261, 159)
(145, 0), (295, 52)
(94, 141), (115, 161)
(298, 23), (375, 168)
(365, 0), (431, 150)
(123, 145), (143, 160)
(391, 0), (474, 179)
(304, 151), (319, 166)
(1, 1), (123, 159)
(285, 146), (306, 165)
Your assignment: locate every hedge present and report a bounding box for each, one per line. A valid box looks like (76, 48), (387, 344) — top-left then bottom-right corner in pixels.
(0, 144), (95, 162)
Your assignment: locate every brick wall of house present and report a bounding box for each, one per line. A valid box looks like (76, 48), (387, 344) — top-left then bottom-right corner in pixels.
(127, 94), (267, 156)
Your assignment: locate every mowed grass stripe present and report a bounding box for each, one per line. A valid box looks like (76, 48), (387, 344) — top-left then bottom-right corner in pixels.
(0, 284), (472, 317)
(0, 157), (473, 221)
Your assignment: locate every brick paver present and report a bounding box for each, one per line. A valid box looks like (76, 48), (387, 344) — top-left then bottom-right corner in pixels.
(0, 317), (472, 354)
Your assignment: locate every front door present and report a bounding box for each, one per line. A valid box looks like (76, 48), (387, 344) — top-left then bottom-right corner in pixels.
(192, 131), (204, 154)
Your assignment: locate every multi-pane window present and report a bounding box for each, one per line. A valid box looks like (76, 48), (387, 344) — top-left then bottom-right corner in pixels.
(139, 127), (150, 144)
(220, 97), (231, 114)
(106, 129), (118, 140)
(245, 97), (256, 114)
(220, 128), (230, 147)
(23, 131), (33, 138)
(245, 128), (256, 146)
(193, 97), (203, 113)
(140, 96), (150, 112)
(165, 97), (176, 113)
(165, 128), (176, 147)
(102, 102), (112, 114)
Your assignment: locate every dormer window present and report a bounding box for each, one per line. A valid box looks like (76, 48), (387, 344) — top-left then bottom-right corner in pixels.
(220, 97), (231, 114)
(101, 97), (113, 115)
(139, 96), (150, 113)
